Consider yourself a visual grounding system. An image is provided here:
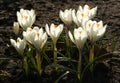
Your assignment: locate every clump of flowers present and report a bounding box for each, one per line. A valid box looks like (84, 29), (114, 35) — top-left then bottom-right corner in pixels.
(10, 4), (107, 82)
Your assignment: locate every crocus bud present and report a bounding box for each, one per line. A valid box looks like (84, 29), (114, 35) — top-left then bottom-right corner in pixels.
(13, 22), (19, 35)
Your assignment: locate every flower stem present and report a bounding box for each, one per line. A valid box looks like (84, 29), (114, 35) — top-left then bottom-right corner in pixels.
(89, 44), (94, 72)
(36, 50), (42, 75)
(23, 56), (29, 77)
(53, 42), (57, 70)
(66, 33), (71, 58)
(78, 49), (82, 81)
(65, 25), (71, 58)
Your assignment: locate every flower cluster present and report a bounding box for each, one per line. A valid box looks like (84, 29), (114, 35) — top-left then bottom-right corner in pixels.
(10, 4), (107, 80)
(10, 8), (64, 76)
(11, 9), (64, 55)
(59, 4), (106, 48)
(59, 4), (107, 79)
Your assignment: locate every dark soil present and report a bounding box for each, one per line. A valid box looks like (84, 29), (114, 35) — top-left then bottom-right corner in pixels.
(0, 0), (120, 83)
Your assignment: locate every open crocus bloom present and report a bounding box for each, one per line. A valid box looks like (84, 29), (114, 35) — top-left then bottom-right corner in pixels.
(17, 8), (36, 30)
(13, 22), (19, 35)
(10, 37), (26, 55)
(85, 20), (107, 43)
(23, 27), (48, 50)
(23, 27), (36, 44)
(72, 5), (97, 27)
(59, 9), (72, 25)
(68, 27), (88, 49)
(32, 27), (48, 50)
(72, 9), (89, 27)
(45, 23), (64, 44)
(78, 5), (97, 19)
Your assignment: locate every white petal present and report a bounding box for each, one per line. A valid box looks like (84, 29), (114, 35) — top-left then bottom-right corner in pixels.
(17, 12), (23, 27)
(31, 14), (36, 26)
(74, 28), (80, 40)
(50, 23), (56, 37)
(55, 24), (63, 38)
(72, 9), (79, 26)
(23, 31), (27, 39)
(84, 5), (90, 12)
(20, 8), (24, 14)
(29, 9), (35, 17)
(89, 6), (97, 19)
(33, 26), (40, 31)
(59, 9), (72, 25)
(59, 10), (64, 22)
(17, 39), (26, 55)
(78, 5), (83, 12)
(29, 9), (36, 26)
(74, 27), (87, 49)
(10, 39), (16, 47)
(41, 33), (48, 49)
(21, 19), (29, 29)
(68, 31), (75, 44)
(45, 24), (50, 36)
(39, 28), (44, 35)
(97, 25), (107, 37)
(19, 39), (26, 50)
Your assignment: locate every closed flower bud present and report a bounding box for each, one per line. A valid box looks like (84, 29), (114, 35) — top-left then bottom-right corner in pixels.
(13, 22), (19, 35)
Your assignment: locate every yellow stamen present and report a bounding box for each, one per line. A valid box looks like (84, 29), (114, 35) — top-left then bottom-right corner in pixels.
(17, 38), (21, 42)
(24, 16), (28, 19)
(54, 24), (57, 29)
(88, 23), (91, 27)
(81, 13), (84, 17)
(88, 6), (90, 10)
(96, 23), (100, 28)
(79, 30), (83, 34)
(37, 32), (40, 37)
(29, 28), (33, 32)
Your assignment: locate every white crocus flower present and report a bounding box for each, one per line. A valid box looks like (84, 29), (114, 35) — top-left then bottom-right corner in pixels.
(32, 27), (48, 50)
(72, 5), (97, 27)
(59, 9), (72, 25)
(85, 20), (107, 43)
(10, 37), (26, 55)
(23, 27), (36, 44)
(72, 9), (89, 27)
(78, 5), (97, 19)
(17, 8), (36, 30)
(45, 23), (64, 44)
(13, 22), (19, 35)
(23, 27), (48, 50)
(68, 27), (88, 49)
